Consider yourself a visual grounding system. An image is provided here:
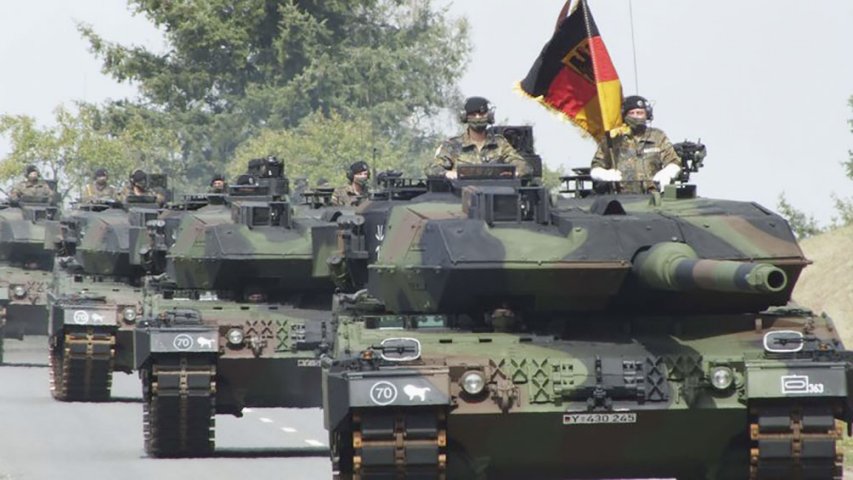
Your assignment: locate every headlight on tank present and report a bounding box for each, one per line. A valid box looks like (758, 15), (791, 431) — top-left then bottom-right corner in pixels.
(226, 328), (244, 346)
(11, 285), (26, 298)
(122, 307), (138, 323)
(710, 366), (734, 390)
(460, 370), (486, 396)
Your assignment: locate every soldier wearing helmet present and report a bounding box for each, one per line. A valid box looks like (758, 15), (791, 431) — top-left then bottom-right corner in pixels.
(81, 168), (117, 202)
(119, 169), (165, 205)
(9, 165), (54, 201)
(332, 161), (370, 207)
(590, 95), (681, 194)
(428, 96), (531, 179)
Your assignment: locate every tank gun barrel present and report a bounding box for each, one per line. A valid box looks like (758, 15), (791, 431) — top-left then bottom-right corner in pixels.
(633, 242), (787, 294)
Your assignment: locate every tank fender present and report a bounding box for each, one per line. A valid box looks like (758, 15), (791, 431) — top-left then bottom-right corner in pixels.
(745, 361), (848, 399)
(325, 368), (451, 432)
(49, 303), (119, 338)
(133, 325), (219, 370)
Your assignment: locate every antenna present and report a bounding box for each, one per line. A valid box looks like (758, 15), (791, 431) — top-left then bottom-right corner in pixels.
(628, 0), (640, 94)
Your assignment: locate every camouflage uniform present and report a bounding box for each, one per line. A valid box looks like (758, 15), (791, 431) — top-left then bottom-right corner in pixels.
(9, 180), (53, 200)
(331, 184), (366, 207)
(591, 127), (681, 194)
(81, 182), (117, 201)
(428, 130), (531, 177)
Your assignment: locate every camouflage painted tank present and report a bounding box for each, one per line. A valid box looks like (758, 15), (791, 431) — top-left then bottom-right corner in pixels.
(133, 158), (344, 457)
(0, 195), (58, 363)
(46, 191), (161, 401)
(322, 148), (852, 478)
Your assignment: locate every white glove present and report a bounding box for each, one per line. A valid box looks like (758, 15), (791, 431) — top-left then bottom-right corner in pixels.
(590, 167), (623, 182)
(652, 163), (681, 186)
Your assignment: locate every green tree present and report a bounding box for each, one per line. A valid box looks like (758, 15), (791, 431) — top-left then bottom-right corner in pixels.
(777, 192), (822, 239)
(80, 0), (470, 182)
(0, 103), (182, 200)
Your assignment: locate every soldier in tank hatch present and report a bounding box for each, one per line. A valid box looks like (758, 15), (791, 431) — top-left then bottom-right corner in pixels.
(208, 173), (227, 194)
(332, 160), (370, 207)
(9, 164), (54, 201)
(119, 169), (165, 205)
(81, 168), (117, 201)
(429, 96), (531, 179)
(590, 95), (681, 194)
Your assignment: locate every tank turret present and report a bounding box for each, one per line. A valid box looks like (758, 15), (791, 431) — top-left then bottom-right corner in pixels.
(332, 165), (805, 315)
(161, 176), (331, 294)
(0, 200), (58, 269)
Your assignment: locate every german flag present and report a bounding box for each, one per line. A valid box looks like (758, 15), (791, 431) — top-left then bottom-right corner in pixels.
(519, 0), (622, 140)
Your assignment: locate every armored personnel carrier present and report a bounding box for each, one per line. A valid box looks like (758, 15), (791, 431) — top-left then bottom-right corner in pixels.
(133, 158), (343, 457)
(321, 141), (852, 479)
(46, 186), (164, 401)
(0, 193), (58, 363)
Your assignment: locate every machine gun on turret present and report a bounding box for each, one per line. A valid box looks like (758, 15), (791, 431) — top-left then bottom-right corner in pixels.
(673, 140), (706, 183)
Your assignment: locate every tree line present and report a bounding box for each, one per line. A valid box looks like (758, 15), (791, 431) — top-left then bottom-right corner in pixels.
(0, 0), (469, 197)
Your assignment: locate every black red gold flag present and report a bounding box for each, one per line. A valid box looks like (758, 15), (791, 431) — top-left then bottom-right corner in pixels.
(519, 0), (622, 139)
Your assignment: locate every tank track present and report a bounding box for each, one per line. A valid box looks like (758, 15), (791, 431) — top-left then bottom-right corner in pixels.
(337, 407), (447, 480)
(142, 355), (216, 458)
(49, 330), (115, 401)
(750, 404), (843, 479)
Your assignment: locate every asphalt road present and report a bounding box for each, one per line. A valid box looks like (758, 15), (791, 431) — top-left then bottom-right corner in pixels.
(0, 337), (331, 480)
(5, 337), (850, 480)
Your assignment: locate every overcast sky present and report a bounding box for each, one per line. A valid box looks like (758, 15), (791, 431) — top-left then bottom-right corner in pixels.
(1, 0), (850, 224)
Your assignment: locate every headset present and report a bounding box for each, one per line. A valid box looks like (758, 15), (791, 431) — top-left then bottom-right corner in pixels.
(458, 99), (496, 124)
(346, 161), (370, 182)
(129, 169), (147, 186)
(622, 95), (654, 121)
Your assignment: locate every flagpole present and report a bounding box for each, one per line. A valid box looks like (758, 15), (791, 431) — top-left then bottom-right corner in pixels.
(580, 0), (618, 180)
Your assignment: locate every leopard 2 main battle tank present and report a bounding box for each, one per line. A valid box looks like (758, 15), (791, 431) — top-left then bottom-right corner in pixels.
(46, 187), (165, 401)
(133, 157), (344, 457)
(0, 193), (58, 363)
(322, 148), (853, 478)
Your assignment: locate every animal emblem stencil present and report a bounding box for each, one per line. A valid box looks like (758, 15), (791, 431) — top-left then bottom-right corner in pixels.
(403, 384), (431, 402)
(197, 336), (215, 349)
